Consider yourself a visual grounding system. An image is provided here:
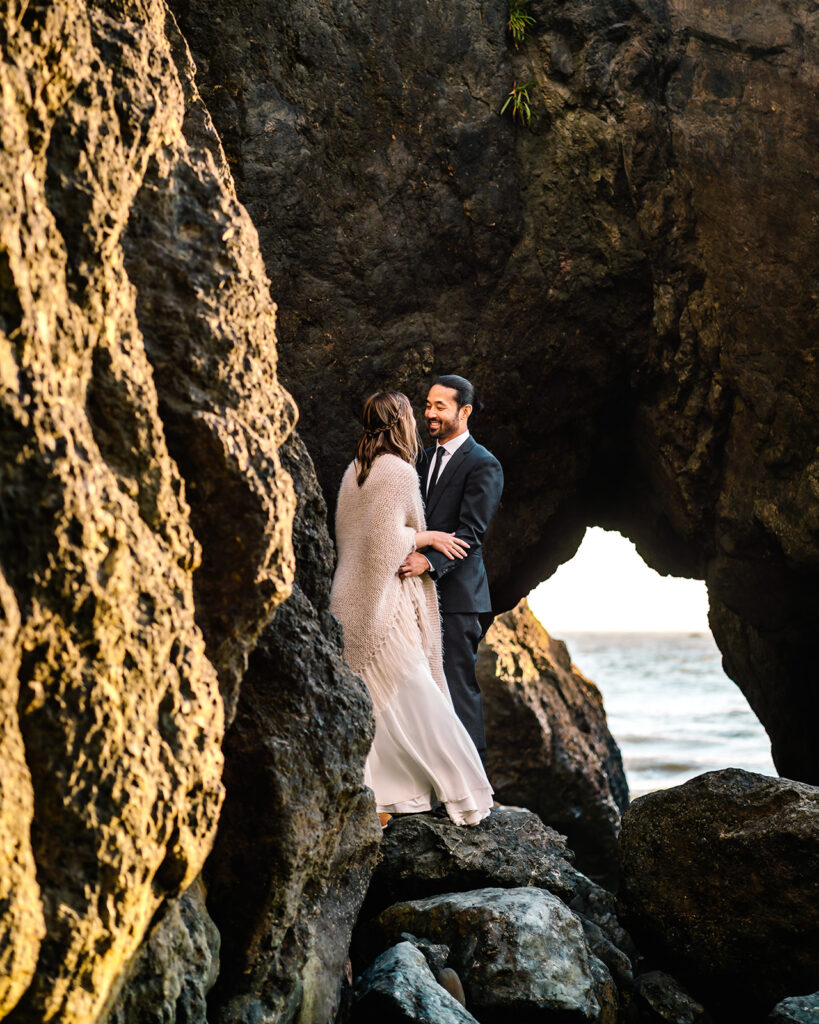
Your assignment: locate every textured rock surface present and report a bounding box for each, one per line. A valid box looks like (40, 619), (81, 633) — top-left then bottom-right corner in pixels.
(353, 941), (479, 1024)
(173, 0), (819, 784)
(768, 992), (819, 1024)
(619, 770), (819, 1013)
(101, 877), (219, 1024)
(202, 433), (382, 1024)
(375, 887), (610, 1022)
(365, 806), (585, 915)
(632, 971), (711, 1024)
(479, 600), (628, 884)
(0, 1), (294, 1018)
(0, 574), (44, 1015)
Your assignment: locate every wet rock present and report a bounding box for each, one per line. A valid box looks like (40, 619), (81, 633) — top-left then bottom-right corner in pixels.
(366, 805), (583, 915)
(398, 935), (450, 977)
(479, 600), (629, 885)
(374, 887), (610, 1022)
(353, 941), (479, 1024)
(202, 434), (382, 1024)
(632, 971), (712, 1024)
(363, 805), (637, 974)
(768, 992), (819, 1023)
(101, 877), (219, 1024)
(174, 0), (819, 786)
(1, 2), (296, 1017)
(578, 916), (633, 991)
(619, 770), (819, 1014)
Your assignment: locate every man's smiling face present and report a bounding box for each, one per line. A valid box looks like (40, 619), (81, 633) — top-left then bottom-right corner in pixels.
(425, 384), (470, 443)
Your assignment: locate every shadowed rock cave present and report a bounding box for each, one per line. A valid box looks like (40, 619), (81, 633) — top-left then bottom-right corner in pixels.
(173, 0), (819, 785)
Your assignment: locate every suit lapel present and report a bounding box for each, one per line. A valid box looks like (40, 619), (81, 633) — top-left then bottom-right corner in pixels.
(425, 436), (476, 518)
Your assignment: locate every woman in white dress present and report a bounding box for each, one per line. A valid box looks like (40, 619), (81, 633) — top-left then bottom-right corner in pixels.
(330, 392), (493, 827)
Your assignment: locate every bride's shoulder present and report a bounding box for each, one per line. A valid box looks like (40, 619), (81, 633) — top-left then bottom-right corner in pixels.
(374, 453), (417, 479)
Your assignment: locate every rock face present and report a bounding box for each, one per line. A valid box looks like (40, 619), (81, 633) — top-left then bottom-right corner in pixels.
(619, 769), (819, 1014)
(375, 887), (612, 1022)
(0, 1), (293, 1019)
(354, 942), (480, 1024)
(201, 433), (382, 1024)
(479, 600), (628, 884)
(172, 0), (819, 785)
(101, 877), (219, 1024)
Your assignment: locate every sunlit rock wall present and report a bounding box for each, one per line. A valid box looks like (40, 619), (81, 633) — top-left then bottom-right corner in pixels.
(0, 1), (294, 1017)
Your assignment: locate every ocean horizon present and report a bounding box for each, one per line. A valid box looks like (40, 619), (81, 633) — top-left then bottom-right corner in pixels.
(555, 629), (777, 800)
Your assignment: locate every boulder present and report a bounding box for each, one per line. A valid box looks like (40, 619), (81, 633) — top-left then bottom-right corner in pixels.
(374, 887), (612, 1022)
(353, 942), (479, 1024)
(619, 770), (819, 1013)
(479, 601), (628, 884)
(768, 992), (819, 1024)
(632, 971), (712, 1024)
(362, 807), (636, 968)
(101, 877), (219, 1024)
(367, 805), (583, 912)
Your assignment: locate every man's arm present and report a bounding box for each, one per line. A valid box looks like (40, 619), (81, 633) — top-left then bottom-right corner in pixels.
(422, 455), (503, 581)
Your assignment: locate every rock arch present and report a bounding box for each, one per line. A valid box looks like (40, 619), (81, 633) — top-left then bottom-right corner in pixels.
(174, 0), (818, 784)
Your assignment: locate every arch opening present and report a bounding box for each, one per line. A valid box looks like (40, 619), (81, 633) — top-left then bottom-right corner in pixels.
(528, 528), (776, 798)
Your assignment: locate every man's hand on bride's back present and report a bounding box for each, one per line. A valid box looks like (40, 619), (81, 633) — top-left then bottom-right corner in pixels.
(428, 532), (470, 560)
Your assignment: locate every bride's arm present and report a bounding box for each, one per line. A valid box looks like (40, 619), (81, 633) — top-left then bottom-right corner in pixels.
(414, 530), (470, 560)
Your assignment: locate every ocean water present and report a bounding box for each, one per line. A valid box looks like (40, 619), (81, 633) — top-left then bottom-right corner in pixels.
(559, 631), (777, 799)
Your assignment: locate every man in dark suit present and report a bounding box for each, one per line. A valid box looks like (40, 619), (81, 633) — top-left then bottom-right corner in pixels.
(399, 375), (503, 765)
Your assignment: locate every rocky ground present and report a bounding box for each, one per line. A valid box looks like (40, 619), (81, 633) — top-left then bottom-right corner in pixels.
(349, 772), (819, 1024)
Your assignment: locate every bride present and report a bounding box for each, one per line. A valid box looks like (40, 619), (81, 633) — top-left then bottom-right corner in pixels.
(330, 392), (493, 827)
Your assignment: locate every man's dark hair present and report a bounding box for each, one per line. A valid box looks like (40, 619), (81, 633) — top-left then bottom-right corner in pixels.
(433, 374), (475, 410)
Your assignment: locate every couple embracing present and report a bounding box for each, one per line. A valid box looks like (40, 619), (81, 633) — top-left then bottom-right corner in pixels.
(330, 376), (503, 827)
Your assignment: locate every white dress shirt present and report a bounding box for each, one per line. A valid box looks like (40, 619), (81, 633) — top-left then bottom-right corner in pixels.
(426, 430), (471, 492)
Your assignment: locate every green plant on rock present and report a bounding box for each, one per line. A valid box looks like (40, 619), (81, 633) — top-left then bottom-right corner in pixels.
(508, 0), (535, 45)
(500, 80), (534, 127)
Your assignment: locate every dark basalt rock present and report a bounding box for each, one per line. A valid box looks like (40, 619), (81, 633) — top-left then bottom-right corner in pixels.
(366, 806), (583, 913)
(172, 0), (819, 785)
(101, 878), (219, 1024)
(361, 807), (637, 975)
(373, 887), (614, 1023)
(768, 992), (819, 1024)
(479, 600), (628, 886)
(353, 942), (479, 1024)
(618, 769), (819, 1015)
(632, 971), (712, 1024)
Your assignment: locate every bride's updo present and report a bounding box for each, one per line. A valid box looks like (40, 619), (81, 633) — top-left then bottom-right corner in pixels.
(356, 391), (420, 485)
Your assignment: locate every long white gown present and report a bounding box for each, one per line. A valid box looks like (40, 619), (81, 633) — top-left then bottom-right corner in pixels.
(364, 618), (493, 825)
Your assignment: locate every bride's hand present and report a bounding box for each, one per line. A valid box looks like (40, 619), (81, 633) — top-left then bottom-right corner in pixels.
(427, 531), (470, 560)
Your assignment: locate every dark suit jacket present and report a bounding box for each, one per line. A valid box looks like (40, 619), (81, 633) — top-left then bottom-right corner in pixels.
(417, 436), (503, 614)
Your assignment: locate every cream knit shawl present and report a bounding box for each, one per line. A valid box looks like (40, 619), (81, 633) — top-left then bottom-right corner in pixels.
(330, 453), (447, 713)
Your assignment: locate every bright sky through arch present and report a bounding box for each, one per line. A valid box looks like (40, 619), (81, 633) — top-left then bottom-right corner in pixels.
(528, 527), (710, 633)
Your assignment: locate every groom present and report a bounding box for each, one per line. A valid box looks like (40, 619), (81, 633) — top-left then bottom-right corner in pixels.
(399, 375), (504, 765)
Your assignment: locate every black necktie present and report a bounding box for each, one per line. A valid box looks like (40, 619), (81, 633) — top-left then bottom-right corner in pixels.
(426, 446), (446, 501)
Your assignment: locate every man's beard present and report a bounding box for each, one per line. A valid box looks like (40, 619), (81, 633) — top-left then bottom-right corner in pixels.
(427, 414), (459, 440)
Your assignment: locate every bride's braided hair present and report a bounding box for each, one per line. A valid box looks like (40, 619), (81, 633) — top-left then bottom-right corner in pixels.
(356, 392), (421, 485)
